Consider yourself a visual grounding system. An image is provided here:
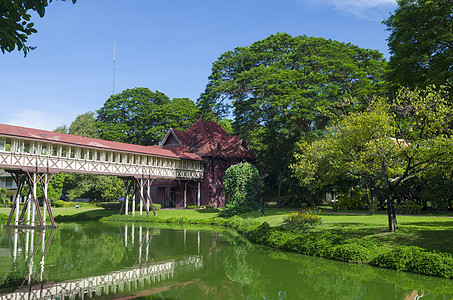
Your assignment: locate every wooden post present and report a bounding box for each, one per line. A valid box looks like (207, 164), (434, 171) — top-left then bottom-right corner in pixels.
(132, 181), (136, 216)
(139, 178), (144, 216)
(197, 181), (201, 207)
(147, 179), (157, 217)
(184, 181), (187, 208)
(39, 173), (56, 227)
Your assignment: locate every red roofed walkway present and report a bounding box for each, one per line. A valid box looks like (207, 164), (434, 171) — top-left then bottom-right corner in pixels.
(0, 124), (204, 229)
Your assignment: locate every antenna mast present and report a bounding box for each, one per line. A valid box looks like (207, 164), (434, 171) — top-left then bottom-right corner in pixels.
(113, 39), (116, 95)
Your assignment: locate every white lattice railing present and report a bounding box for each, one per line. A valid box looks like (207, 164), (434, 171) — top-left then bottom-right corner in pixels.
(0, 152), (203, 180)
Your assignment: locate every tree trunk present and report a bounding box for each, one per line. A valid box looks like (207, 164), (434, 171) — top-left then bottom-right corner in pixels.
(387, 194), (398, 232)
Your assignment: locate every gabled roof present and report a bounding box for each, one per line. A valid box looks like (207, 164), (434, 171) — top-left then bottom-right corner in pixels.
(162, 119), (256, 161)
(0, 124), (202, 161)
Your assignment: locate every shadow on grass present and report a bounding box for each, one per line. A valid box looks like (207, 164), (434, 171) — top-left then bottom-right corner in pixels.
(194, 208), (220, 214)
(55, 210), (118, 222)
(374, 229), (453, 253)
(399, 221), (453, 228)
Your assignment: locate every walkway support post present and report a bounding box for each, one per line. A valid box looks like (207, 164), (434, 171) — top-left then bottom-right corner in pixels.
(145, 178), (156, 216)
(197, 181), (201, 207)
(184, 181), (187, 208)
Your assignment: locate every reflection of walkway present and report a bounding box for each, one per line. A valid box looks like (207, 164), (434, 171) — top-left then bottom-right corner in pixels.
(0, 256), (203, 300)
(1, 225), (204, 300)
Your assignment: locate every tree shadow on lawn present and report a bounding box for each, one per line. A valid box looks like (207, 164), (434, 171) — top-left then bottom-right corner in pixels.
(317, 222), (390, 239)
(398, 221), (453, 229)
(194, 208), (220, 214)
(374, 229), (453, 253)
(55, 210), (118, 222)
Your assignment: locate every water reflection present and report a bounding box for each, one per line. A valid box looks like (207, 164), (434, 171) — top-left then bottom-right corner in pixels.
(0, 222), (452, 300)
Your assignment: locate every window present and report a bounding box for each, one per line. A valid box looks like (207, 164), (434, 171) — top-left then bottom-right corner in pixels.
(41, 144), (47, 155)
(5, 139), (11, 151)
(0, 138), (5, 151)
(61, 147), (67, 157)
(5, 177), (13, 188)
(70, 147), (75, 158)
(96, 151), (100, 161)
(23, 142), (30, 153)
(88, 150), (93, 160)
(80, 149), (85, 159)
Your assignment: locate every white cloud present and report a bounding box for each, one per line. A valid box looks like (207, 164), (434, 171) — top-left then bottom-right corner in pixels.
(296, 0), (397, 19)
(3, 110), (69, 132)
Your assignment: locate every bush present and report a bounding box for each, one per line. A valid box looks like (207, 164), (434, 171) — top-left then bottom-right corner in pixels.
(399, 204), (422, 214)
(220, 162), (261, 217)
(99, 202), (122, 210)
(54, 200), (67, 207)
(373, 246), (453, 278)
(283, 210), (322, 228)
(326, 243), (376, 264)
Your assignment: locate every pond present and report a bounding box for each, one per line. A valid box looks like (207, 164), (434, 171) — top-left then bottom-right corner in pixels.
(0, 222), (452, 299)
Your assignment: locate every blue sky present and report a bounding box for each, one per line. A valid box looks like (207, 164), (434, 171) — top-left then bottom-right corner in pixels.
(0, 0), (397, 131)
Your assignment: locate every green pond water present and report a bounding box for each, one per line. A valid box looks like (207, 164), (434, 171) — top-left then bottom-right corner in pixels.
(0, 222), (452, 299)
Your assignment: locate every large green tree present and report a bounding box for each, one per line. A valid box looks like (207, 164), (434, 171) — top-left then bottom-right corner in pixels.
(97, 88), (199, 146)
(291, 87), (453, 232)
(198, 33), (387, 197)
(0, 0), (76, 56)
(68, 111), (99, 138)
(384, 0), (453, 90)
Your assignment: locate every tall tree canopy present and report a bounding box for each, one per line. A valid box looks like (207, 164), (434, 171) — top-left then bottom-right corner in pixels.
(291, 87), (453, 232)
(68, 111), (99, 138)
(0, 0), (76, 56)
(384, 0), (453, 90)
(97, 87), (199, 146)
(198, 33), (387, 196)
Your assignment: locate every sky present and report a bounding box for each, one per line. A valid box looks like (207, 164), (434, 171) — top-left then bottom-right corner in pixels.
(0, 0), (397, 131)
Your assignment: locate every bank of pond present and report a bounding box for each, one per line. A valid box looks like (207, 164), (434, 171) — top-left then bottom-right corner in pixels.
(0, 221), (452, 299)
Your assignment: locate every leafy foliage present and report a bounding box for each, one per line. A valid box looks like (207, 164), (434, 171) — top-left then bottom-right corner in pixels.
(220, 162), (262, 217)
(68, 111), (99, 138)
(198, 32), (386, 198)
(0, 0), (76, 56)
(384, 0), (453, 90)
(97, 88), (199, 146)
(291, 87), (453, 231)
(0, 188), (9, 207)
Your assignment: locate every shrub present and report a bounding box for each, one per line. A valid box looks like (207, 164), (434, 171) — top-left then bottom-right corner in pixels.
(283, 210), (322, 228)
(373, 246), (453, 278)
(100, 202), (122, 210)
(220, 162), (261, 217)
(54, 200), (66, 207)
(326, 243), (376, 264)
(399, 204), (422, 214)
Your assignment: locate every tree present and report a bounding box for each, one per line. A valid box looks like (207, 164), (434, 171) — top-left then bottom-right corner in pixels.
(97, 88), (199, 146)
(68, 112), (99, 138)
(0, 188), (9, 206)
(220, 162), (261, 217)
(384, 0), (453, 90)
(198, 33), (387, 198)
(0, 0), (76, 56)
(291, 87), (453, 232)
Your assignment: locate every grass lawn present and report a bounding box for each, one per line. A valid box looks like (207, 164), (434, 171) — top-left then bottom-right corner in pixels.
(237, 209), (453, 253)
(1, 206), (452, 253)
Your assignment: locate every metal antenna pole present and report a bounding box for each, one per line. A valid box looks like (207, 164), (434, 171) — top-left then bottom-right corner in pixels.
(113, 39), (116, 95)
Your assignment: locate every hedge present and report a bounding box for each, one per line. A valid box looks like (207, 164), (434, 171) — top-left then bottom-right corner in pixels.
(98, 202), (161, 211)
(101, 214), (453, 279)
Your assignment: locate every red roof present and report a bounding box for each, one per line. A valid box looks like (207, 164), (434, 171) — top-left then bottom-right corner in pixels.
(0, 124), (202, 161)
(168, 119), (256, 161)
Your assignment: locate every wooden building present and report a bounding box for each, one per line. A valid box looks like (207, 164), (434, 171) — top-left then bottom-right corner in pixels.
(156, 119), (256, 208)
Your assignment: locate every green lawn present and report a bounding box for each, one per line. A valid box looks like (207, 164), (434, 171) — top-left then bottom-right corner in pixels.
(1, 206), (452, 253)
